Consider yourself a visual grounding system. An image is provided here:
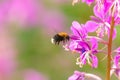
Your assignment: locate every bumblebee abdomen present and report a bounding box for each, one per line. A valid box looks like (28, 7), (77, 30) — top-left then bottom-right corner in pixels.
(53, 34), (64, 44)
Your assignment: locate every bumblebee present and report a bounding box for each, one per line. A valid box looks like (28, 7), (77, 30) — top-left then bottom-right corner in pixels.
(51, 32), (70, 45)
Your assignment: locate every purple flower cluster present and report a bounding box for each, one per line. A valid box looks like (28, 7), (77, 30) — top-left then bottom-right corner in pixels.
(64, 0), (120, 79)
(67, 21), (99, 68)
(68, 70), (102, 80)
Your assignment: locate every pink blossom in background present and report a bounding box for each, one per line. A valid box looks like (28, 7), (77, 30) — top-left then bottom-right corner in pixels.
(0, 53), (16, 80)
(0, 0), (10, 27)
(8, 0), (67, 33)
(0, 0), (40, 27)
(8, 0), (40, 27)
(40, 10), (66, 34)
(0, 29), (16, 80)
(0, 0), (66, 33)
(24, 69), (48, 80)
(38, 1), (67, 34)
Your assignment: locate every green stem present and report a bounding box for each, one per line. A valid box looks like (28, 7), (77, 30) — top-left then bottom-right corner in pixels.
(106, 16), (114, 80)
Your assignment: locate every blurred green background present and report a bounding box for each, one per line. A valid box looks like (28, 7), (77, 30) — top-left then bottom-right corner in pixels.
(0, 0), (120, 80)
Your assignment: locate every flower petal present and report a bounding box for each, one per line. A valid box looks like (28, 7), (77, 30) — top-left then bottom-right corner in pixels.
(68, 71), (85, 80)
(69, 41), (78, 51)
(80, 52), (87, 65)
(91, 55), (98, 68)
(114, 47), (120, 53)
(104, 1), (112, 14)
(85, 21), (98, 32)
(114, 55), (120, 68)
(78, 41), (90, 50)
(71, 21), (82, 37)
(90, 38), (98, 50)
(93, 5), (104, 19)
(82, 0), (94, 5)
(90, 16), (103, 23)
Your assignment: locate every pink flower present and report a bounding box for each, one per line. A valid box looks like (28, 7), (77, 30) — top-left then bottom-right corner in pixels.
(89, 4), (117, 39)
(68, 71), (85, 80)
(0, 0), (40, 27)
(111, 63), (120, 79)
(110, 47), (120, 79)
(0, 29), (16, 79)
(40, 10), (66, 34)
(24, 69), (48, 80)
(0, 54), (15, 77)
(8, 0), (39, 26)
(67, 21), (99, 68)
(75, 39), (98, 68)
(113, 47), (120, 68)
(68, 70), (102, 80)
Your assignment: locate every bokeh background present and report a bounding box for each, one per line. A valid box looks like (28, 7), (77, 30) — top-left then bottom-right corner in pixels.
(0, 0), (120, 80)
